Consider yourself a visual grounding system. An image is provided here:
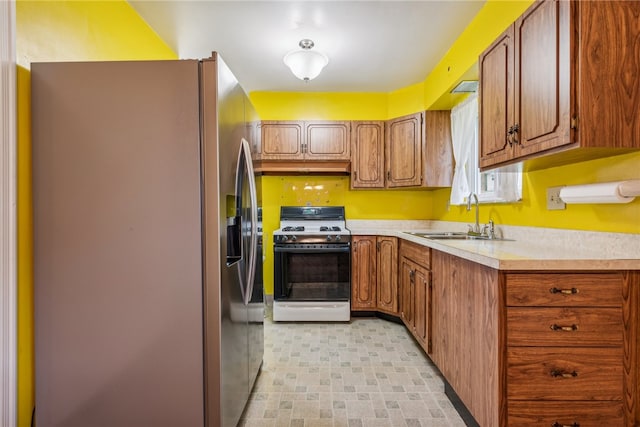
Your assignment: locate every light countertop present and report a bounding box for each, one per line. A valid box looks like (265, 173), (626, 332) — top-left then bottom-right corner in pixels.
(346, 220), (640, 271)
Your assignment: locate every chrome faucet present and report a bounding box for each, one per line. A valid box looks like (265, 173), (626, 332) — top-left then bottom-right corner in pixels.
(466, 192), (480, 235)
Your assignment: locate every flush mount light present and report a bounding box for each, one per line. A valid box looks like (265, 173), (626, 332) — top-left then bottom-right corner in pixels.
(450, 80), (479, 93)
(283, 39), (329, 82)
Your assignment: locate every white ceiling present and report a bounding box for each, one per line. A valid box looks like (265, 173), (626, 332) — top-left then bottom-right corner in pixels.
(129, 1), (486, 93)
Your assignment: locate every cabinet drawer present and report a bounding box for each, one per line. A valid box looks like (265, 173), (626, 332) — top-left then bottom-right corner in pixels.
(505, 273), (622, 307)
(399, 240), (430, 268)
(507, 307), (622, 346)
(507, 346), (623, 401)
(508, 400), (624, 426)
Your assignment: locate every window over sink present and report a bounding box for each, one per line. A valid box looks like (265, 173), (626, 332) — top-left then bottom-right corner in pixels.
(449, 93), (522, 206)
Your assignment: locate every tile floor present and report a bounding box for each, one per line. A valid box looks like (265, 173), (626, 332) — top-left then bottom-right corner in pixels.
(240, 312), (467, 427)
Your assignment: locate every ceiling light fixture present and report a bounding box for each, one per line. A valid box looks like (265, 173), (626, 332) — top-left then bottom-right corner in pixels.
(283, 39), (329, 82)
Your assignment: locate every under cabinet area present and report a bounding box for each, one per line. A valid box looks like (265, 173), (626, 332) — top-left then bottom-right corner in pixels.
(479, 0), (640, 170)
(351, 236), (398, 315)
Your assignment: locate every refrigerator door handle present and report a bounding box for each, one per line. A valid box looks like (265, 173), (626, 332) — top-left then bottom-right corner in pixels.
(237, 138), (258, 306)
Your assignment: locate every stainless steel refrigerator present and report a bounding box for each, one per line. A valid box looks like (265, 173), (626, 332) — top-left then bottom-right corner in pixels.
(31, 54), (263, 427)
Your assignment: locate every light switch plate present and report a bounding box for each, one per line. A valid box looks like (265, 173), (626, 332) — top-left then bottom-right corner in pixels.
(547, 186), (566, 210)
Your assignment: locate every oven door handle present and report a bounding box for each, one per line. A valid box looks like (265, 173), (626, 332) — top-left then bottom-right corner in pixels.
(274, 246), (351, 254)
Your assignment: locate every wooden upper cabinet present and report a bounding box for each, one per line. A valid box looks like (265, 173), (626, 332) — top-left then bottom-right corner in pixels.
(480, 0), (571, 169)
(260, 120), (349, 162)
(351, 113), (452, 189)
(423, 111), (454, 188)
(480, 0), (640, 170)
(515, 0), (571, 157)
(260, 121), (304, 160)
(385, 112), (423, 188)
(479, 26), (514, 166)
(248, 121), (262, 158)
(305, 121), (350, 160)
(350, 121), (385, 188)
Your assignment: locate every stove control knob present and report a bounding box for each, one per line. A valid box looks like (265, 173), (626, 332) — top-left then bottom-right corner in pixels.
(326, 235), (332, 242)
(335, 235), (341, 242)
(291, 235), (297, 242)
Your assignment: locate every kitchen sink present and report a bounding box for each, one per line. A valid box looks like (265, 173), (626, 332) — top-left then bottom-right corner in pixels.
(404, 231), (512, 241)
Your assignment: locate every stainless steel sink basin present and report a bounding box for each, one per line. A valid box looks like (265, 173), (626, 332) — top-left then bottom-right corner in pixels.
(404, 231), (512, 241)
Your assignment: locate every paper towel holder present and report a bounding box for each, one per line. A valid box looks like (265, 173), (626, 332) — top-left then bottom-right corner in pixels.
(558, 180), (640, 204)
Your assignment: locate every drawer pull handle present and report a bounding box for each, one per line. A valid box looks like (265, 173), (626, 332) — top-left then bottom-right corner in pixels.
(550, 369), (578, 378)
(550, 324), (578, 332)
(552, 422), (580, 427)
(550, 287), (579, 295)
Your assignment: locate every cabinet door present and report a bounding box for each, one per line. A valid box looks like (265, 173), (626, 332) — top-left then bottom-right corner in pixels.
(514, 0), (572, 156)
(376, 236), (398, 315)
(351, 236), (377, 310)
(399, 258), (414, 327)
(479, 25), (515, 169)
(431, 250), (501, 427)
(305, 121), (350, 160)
(260, 121), (304, 160)
(385, 113), (423, 187)
(351, 121), (385, 188)
(423, 111), (453, 188)
(413, 265), (431, 352)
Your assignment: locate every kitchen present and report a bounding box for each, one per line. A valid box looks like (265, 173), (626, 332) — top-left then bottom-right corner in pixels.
(2, 1), (640, 427)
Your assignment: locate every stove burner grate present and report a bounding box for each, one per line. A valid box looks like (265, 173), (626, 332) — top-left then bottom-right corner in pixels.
(320, 226), (342, 232)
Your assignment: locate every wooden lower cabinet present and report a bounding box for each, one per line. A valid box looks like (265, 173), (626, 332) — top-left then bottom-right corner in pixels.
(356, 240), (639, 426)
(399, 240), (431, 353)
(376, 236), (398, 314)
(505, 272), (639, 427)
(430, 254), (639, 427)
(351, 236), (398, 315)
(508, 401), (624, 427)
(431, 250), (502, 427)
(351, 236), (377, 310)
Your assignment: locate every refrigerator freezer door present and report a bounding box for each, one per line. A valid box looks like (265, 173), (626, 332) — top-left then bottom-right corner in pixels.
(32, 60), (205, 427)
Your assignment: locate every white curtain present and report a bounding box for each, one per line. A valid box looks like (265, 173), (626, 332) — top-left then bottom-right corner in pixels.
(0, 1), (17, 426)
(495, 163), (522, 202)
(449, 93), (478, 205)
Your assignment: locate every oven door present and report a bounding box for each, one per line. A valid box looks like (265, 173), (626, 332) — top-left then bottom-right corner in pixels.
(273, 244), (351, 302)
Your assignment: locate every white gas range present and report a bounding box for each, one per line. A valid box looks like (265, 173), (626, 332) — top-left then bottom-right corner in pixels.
(272, 206), (351, 322)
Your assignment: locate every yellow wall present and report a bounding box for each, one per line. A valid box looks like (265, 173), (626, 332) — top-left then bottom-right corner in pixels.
(424, 0), (534, 110)
(16, 1), (176, 425)
(251, 92), (388, 121)
(431, 152), (640, 234)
